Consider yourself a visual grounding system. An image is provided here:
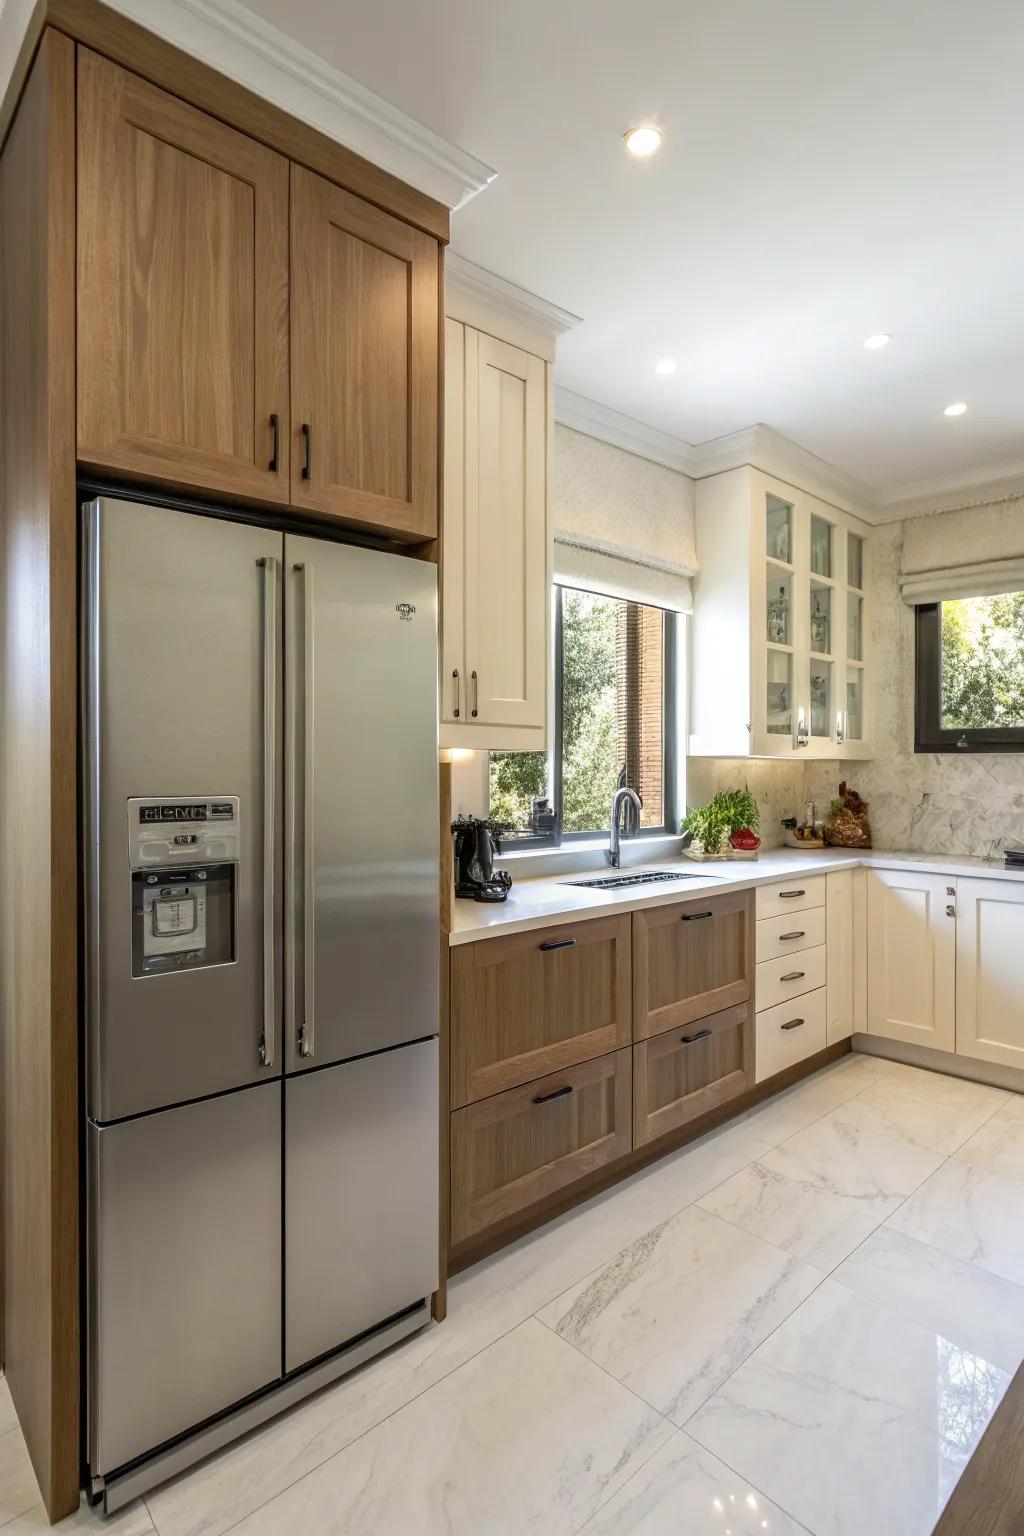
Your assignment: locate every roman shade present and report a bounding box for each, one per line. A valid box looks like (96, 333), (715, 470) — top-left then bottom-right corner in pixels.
(899, 555), (1024, 606)
(553, 530), (694, 613)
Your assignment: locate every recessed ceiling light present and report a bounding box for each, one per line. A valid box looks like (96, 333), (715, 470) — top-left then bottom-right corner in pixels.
(863, 333), (891, 350)
(944, 401), (968, 416)
(654, 357), (678, 376)
(624, 125), (662, 158)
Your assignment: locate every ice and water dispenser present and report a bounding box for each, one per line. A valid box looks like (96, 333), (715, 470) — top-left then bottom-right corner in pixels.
(128, 796), (240, 977)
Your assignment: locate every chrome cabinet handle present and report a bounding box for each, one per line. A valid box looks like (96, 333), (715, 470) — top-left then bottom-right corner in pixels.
(533, 1083), (573, 1105)
(680, 1028), (713, 1045)
(258, 556), (277, 1068)
(540, 937), (576, 951)
(780, 930), (805, 941)
(471, 669), (479, 718)
(780, 970), (805, 982)
(452, 668), (461, 719)
(294, 562), (316, 1059)
(946, 904), (956, 918)
(268, 413), (280, 473)
(780, 1018), (805, 1031)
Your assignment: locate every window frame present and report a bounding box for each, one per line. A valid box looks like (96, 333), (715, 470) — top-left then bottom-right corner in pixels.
(915, 600), (1024, 753)
(495, 583), (680, 847)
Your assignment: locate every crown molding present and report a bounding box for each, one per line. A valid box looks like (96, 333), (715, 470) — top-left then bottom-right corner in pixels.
(446, 253), (581, 352)
(88, 0), (497, 210)
(553, 388), (699, 474)
(690, 424), (877, 521)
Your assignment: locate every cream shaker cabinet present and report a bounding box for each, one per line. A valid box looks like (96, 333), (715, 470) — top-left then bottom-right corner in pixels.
(955, 878), (1024, 1070)
(826, 869), (855, 1044)
(690, 468), (871, 760)
(866, 868), (956, 1052)
(441, 317), (550, 749)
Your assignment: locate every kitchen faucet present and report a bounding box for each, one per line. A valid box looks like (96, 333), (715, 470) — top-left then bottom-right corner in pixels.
(608, 786), (642, 867)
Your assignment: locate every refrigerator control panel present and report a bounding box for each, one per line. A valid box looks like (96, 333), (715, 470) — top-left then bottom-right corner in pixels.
(127, 796), (241, 869)
(131, 862), (235, 977)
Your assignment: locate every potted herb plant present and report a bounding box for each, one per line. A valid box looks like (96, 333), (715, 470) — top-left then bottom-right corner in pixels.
(682, 787), (761, 861)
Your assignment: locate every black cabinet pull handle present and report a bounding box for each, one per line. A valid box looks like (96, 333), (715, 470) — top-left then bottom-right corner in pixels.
(268, 413), (280, 472)
(301, 422), (312, 481)
(780, 1018), (805, 1031)
(680, 1028), (713, 1045)
(471, 669), (479, 718)
(780, 971), (806, 982)
(452, 669), (460, 719)
(681, 911), (714, 922)
(778, 890), (805, 899)
(540, 937), (576, 952)
(533, 1083), (573, 1105)
(780, 931), (805, 941)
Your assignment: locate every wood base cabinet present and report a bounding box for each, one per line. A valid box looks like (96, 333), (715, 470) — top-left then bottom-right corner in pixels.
(450, 1049), (632, 1245)
(450, 915), (631, 1108)
(633, 890), (752, 1039)
(634, 1003), (752, 1147)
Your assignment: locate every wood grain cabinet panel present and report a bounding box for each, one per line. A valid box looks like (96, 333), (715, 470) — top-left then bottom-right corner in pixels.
(633, 891), (753, 1040)
(634, 1003), (752, 1147)
(450, 915), (631, 1108)
(290, 165), (439, 538)
(450, 1049), (632, 1245)
(76, 48), (290, 503)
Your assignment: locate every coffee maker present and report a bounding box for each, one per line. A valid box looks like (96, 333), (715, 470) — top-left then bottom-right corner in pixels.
(451, 816), (513, 903)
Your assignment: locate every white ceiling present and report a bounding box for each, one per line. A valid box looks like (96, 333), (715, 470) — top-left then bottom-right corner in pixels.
(239, 0), (1024, 501)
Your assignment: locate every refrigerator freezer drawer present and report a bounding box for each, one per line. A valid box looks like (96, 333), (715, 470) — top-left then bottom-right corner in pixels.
(285, 1040), (439, 1374)
(88, 1084), (282, 1477)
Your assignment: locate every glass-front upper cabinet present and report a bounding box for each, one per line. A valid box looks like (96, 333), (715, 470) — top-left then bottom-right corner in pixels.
(689, 467), (871, 761)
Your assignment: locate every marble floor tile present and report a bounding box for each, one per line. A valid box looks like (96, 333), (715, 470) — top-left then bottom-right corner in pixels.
(148, 1116), (772, 1536)
(0, 1496), (154, 1533)
(687, 1281), (1009, 1536)
(829, 1072), (1003, 1155)
(224, 1319), (673, 1536)
(834, 1227), (1024, 1374)
(994, 1090), (1024, 1123)
(577, 1430), (812, 1535)
(953, 1112), (1024, 1182)
(537, 1206), (822, 1425)
(888, 1158), (1024, 1286)
(0, 1379), (18, 1438)
(698, 1114), (941, 1271)
(735, 1055), (899, 1147)
(881, 1062), (1010, 1115)
(0, 1429), (41, 1526)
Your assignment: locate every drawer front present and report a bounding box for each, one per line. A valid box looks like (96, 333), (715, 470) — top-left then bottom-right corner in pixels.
(450, 1049), (632, 1246)
(450, 914), (632, 1108)
(756, 945), (827, 1012)
(756, 906), (827, 964)
(755, 876), (826, 922)
(634, 1003), (752, 1148)
(633, 890), (753, 1040)
(755, 988), (827, 1083)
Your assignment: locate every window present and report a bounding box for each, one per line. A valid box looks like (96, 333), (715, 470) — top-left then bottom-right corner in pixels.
(916, 591), (1024, 751)
(489, 585), (679, 844)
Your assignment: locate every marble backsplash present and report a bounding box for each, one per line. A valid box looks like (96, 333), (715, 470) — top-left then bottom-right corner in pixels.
(686, 758), (807, 850)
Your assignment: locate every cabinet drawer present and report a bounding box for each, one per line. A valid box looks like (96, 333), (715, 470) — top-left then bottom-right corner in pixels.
(450, 915), (631, 1108)
(755, 876), (826, 922)
(756, 906), (827, 963)
(633, 890), (753, 1040)
(755, 989), (827, 1083)
(634, 1003), (752, 1148)
(756, 945), (827, 1011)
(450, 1049), (632, 1245)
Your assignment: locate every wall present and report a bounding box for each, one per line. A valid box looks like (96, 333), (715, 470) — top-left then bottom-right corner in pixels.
(805, 499), (1024, 860)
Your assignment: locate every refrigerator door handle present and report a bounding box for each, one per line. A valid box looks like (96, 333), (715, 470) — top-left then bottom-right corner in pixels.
(258, 556), (278, 1068)
(294, 561), (316, 1060)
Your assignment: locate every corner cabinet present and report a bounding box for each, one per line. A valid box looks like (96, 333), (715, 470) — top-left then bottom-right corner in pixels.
(955, 878), (1024, 1070)
(690, 468), (871, 760)
(866, 868), (956, 1051)
(440, 317), (550, 749)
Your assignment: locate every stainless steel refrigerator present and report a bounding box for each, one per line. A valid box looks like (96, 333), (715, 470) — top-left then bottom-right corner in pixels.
(83, 496), (439, 1510)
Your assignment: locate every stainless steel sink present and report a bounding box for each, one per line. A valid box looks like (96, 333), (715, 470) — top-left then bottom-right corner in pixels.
(562, 870), (718, 891)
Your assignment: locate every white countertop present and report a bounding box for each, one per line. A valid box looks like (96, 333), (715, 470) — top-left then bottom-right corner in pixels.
(449, 847), (1024, 945)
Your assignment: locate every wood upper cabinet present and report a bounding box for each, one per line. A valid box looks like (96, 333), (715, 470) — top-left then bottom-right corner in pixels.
(290, 165), (439, 538)
(450, 915), (631, 1109)
(633, 890), (753, 1040)
(76, 49), (290, 503)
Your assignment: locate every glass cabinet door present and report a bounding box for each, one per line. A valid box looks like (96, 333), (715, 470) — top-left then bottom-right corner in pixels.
(842, 529), (866, 749)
